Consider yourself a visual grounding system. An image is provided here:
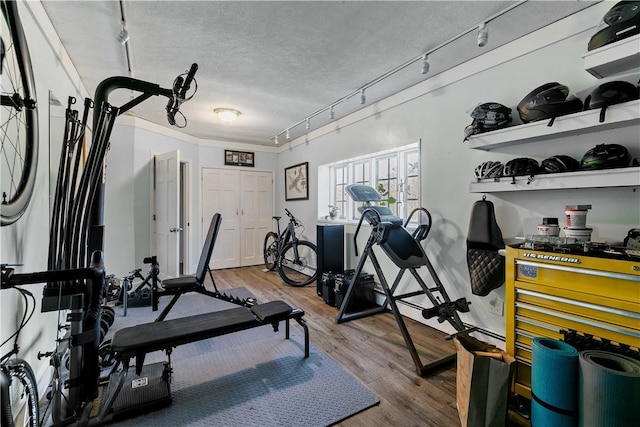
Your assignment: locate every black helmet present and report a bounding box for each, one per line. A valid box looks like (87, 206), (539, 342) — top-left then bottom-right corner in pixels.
(581, 144), (632, 170)
(517, 82), (583, 124)
(584, 80), (640, 122)
(588, 2), (640, 51)
(541, 155), (581, 173)
(474, 161), (504, 179)
(464, 102), (512, 139)
(504, 158), (539, 177)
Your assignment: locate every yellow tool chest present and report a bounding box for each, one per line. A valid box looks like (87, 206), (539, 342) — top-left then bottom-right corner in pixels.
(505, 245), (640, 398)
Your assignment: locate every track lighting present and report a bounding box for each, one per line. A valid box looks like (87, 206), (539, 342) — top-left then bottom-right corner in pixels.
(285, 128), (290, 140)
(271, 2), (523, 147)
(275, 134), (279, 145)
(477, 23), (488, 47)
(421, 54), (430, 75)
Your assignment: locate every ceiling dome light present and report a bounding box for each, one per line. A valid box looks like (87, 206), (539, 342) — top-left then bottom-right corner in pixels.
(214, 108), (241, 123)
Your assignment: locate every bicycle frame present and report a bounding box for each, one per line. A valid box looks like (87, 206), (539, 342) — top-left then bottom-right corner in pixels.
(274, 218), (295, 254)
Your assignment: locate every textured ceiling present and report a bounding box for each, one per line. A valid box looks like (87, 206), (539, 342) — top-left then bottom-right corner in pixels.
(41, 1), (598, 147)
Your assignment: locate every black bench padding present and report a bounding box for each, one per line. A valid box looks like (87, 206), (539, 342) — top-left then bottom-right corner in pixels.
(161, 275), (199, 290)
(111, 307), (257, 357)
(250, 300), (292, 323)
(111, 301), (299, 362)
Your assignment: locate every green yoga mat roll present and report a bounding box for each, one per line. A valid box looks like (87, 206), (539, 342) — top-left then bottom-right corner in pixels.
(531, 338), (579, 427)
(578, 350), (640, 427)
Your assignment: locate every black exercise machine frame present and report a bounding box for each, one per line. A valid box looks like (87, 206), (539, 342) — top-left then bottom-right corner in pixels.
(336, 188), (472, 377)
(86, 64), (198, 269)
(36, 65), (311, 424)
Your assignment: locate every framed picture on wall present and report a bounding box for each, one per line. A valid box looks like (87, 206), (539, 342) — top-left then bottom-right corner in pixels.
(225, 149), (254, 167)
(285, 162), (309, 201)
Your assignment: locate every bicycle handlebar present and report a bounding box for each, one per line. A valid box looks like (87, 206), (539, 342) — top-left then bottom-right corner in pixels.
(284, 208), (300, 226)
(166, 63), (198, 127)
(2, 266), (105, 289)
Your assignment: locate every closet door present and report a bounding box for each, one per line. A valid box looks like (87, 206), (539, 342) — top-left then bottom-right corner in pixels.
(202, 168), (240, 269)
(240, 171), (273, 266)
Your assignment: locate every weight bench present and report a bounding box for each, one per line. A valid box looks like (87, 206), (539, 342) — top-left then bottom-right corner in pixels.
(111, 300), (309, 374)
(92, 300), (308, 423)
(153, 212), (249, 321)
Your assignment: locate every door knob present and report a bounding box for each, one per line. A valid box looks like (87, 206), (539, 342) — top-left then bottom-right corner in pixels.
(169, 227), (183, 233)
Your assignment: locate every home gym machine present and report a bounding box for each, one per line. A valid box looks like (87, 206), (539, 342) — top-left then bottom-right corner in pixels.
(336, 184), (472, 376)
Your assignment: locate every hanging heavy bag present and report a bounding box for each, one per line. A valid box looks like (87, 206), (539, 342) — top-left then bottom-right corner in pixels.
(454, 334), (516, 427)
(466, 198), (506, 296)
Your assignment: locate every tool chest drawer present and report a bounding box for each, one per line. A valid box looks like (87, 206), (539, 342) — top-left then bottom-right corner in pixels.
(505, 246), (640, 398)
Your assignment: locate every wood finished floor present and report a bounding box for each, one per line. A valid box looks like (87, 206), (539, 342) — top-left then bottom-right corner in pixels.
(210, 265), (465, 427)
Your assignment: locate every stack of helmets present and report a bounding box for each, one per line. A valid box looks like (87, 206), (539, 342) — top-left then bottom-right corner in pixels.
(584, 80), (640, 122)
(464, 102), (512, 140)
(581, 144), (632, 170)
(517, 82), (583, 125)
(588, 1), (640, 51)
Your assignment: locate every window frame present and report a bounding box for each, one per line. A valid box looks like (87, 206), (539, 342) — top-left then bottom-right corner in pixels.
(325, 142), (420, 222)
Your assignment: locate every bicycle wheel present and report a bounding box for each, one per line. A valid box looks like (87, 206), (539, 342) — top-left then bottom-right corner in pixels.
(277, 240), (318, 287)
(1, 0), (38, 226)
(263, 232), (278, 271)
(1, 359), (39, 427)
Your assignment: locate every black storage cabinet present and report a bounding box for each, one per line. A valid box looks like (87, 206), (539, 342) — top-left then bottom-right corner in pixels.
(316, 224), (344, 296)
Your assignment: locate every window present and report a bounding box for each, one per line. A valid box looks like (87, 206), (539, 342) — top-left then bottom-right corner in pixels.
(333, 165), (348, 217)
(324, 142), (420, 221)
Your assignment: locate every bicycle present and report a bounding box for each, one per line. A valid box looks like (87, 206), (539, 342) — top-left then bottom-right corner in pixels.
(1, 265), (39, 427)
(263, 208), (318, 287)
(1, 0), (39, 226)
(107, 256), (160, 316)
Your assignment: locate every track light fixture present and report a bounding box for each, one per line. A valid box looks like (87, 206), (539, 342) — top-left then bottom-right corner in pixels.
(286, 128), (290, 140)
(421, 54), (430, 75)
(477, 23), (488, 47)
(306, 118), (310, 130)
(329, 106), (335, 119)
(275, 134), (279, 145)
(360, 89), (366, 105)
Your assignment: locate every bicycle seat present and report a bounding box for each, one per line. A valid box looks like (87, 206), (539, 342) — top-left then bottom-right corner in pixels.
(272, 216), (281, 221)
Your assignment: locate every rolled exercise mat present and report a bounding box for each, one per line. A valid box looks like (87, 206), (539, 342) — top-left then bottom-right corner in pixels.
(578, 350), (640, 427)
(530, 338), (579, 427)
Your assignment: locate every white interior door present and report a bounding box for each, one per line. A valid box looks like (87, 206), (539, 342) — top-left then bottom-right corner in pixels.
(240, 171), (273, 266)
(155, 150), (180, 278)
(202, 168), (241, 269)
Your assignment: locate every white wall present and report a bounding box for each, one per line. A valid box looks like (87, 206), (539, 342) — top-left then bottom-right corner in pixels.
(275, 1), (640, 339)
(0, 1), (86, 388)
(102, 118), (279, 277)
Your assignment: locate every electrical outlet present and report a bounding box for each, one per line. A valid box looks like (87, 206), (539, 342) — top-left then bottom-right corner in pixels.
(488, 295), (504, 316)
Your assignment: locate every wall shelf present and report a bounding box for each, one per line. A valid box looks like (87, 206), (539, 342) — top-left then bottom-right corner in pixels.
(467, 99), (640, 152)
(582, 34), (640, 79)
(469, 166), (640, 193)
